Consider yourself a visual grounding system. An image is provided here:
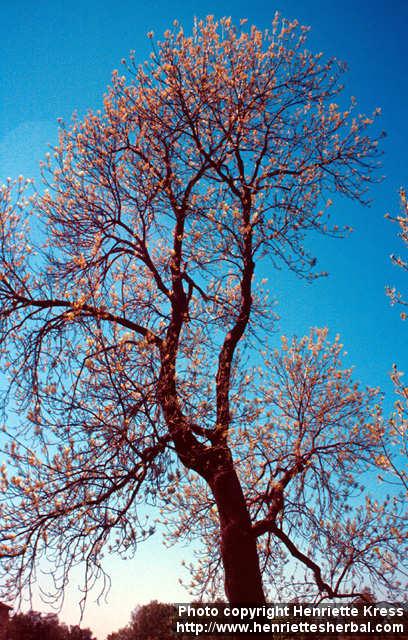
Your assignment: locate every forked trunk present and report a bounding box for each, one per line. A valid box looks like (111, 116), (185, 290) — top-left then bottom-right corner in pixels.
(209, 464), (265, 604)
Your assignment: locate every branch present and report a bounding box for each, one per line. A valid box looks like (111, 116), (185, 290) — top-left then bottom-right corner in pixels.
(215, 195), (254, 441)
(254, 520), (335, 597)
(3, 292), (162, 347)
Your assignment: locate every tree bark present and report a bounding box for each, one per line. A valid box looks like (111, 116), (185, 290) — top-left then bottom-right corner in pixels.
(209, 462), (265, 604)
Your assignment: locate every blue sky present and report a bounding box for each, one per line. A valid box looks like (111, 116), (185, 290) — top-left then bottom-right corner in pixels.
(1, 1), (407, 638)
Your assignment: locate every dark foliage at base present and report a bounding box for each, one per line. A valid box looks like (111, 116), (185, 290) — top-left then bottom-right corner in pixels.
(7, 610), (96, 640)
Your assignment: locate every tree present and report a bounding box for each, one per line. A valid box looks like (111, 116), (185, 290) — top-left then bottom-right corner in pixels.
(0, 15), (405, 609)
(129, 601), (175, 640)
(106, 600), (227, 640)
(7, 610), (95, 640)
(106, 626), (133, 640)
(386, 188), (408, 319)
(383, 189), (407, 512)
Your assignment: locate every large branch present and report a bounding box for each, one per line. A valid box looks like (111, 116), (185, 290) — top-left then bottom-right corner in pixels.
(254, 519), (335, 597)
(156, 154), (215, 476)
(215, 194), (254, 442)
(3, 291), (162, 347)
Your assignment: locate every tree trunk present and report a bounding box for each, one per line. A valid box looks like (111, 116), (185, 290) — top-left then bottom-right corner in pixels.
(209, 464), (265, 604)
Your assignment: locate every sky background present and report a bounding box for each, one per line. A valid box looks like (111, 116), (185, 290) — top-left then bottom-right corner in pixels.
(1, 1), (407, 638)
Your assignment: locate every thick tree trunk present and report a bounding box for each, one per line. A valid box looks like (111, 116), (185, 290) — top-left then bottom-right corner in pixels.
(209, 464), (265, 604)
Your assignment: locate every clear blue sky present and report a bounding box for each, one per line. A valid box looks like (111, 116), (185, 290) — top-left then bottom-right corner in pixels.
(1, 1), (407, 638)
